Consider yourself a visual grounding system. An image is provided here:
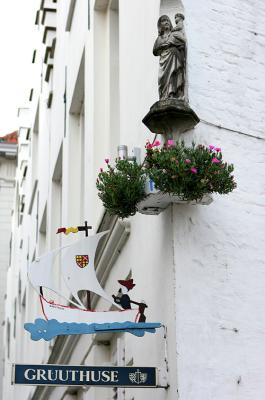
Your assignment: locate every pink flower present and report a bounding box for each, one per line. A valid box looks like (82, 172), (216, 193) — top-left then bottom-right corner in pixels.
(185, 159), (191, 164)
(212, 157), (220, 164)
(190, 167), (198, 174)
(100, 168), (103, 172)
(175, 160), (179, 164)
(104, 158), (110, 164)
(153, 139), (161, 147)
(167, 139), (174, 147)
(145, 140), (154, 149)
(215, 147), (221, 152)
(209, 145), (215, 151)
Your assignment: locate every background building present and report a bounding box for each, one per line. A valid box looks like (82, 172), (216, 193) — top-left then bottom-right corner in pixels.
(3, 0), (265, 399)
(0, 132), (17, 400)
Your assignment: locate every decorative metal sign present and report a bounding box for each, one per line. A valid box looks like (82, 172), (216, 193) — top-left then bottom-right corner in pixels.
(13, 364), (157, 387)
(24, 224), (161, 341)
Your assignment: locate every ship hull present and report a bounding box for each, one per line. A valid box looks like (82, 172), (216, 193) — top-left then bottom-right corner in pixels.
(41, 297), (139, 324)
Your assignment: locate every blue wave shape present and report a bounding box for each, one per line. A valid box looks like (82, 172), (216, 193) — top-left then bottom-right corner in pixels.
(24, 319), (162, 341)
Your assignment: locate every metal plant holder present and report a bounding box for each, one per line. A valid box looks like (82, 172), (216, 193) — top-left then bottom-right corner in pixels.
(137, 179), (213, 215)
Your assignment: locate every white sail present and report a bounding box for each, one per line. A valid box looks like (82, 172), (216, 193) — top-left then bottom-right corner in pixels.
(28, 248), (83, 309)
(61, 231), (119, 309)
(28, 250), (56, 292)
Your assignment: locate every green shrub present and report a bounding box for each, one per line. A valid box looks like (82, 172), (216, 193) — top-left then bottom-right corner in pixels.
(96, 159), (146, 219)
(96, 142), (237, 218)
(145, 141), (236, 201)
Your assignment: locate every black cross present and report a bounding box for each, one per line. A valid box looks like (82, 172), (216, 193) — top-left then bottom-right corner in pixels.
(78, 221), (92, 237)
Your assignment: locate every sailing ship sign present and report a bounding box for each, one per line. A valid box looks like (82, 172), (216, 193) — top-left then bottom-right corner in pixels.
(24, 224), (161, 341)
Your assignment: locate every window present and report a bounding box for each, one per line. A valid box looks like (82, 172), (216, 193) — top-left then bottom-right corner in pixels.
(94, 0), (120, 161)
(68, 52), (85, 222)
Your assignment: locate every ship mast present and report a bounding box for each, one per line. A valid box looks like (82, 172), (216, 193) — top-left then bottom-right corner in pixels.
(79, 221), (92, 309)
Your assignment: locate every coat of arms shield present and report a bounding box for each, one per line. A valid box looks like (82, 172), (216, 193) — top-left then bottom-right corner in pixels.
(75, 255), (89, 268)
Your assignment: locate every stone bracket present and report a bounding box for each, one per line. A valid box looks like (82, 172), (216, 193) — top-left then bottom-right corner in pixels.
(142, 99), (200, 136)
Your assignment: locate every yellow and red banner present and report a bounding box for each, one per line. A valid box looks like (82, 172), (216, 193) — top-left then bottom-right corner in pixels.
(56, 222), (92, 236)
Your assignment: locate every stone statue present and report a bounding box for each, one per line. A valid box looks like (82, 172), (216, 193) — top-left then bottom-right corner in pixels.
(143, 12), (199, 136)
(153, 14), (186, 100)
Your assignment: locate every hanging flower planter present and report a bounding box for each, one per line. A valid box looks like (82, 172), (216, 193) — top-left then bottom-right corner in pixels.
(96, 141), (236, 218)
(136, 140), (236, 214)
(96, 158), (146, 219)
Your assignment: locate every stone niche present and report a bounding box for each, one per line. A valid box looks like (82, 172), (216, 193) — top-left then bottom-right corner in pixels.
(160, 0), (184, 23)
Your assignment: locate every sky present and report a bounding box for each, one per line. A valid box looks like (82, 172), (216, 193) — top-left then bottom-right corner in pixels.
(0, 0), (38, 135)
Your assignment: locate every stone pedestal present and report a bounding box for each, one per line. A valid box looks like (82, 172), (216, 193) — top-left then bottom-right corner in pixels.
(142, 99), (200, 136)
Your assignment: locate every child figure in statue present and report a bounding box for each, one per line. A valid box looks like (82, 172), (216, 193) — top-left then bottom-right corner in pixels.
(172, 13), (185, 42)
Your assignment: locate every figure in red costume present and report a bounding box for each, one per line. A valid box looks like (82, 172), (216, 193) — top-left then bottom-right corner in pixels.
(112, 279), (148, 323)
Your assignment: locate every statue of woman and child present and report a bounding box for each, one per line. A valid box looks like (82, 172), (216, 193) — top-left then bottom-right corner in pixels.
(143, 12), (199, 135)
(153, 13), (186, 101)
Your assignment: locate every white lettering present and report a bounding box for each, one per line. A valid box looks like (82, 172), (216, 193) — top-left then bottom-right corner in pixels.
(79, 370), (84, 382)
(70, 370), (78, 381)
(23, 367), (121, 384)
(36, 369), (47, 381)
(58, 370), (69, 381)
(110, 371), (119, 383)
(101, 370), (111, 382)
(91, 371), (101, 382)
(24, 369), (36, 380)
(47, 369), (58, 381)
(79, 370), (91, 382)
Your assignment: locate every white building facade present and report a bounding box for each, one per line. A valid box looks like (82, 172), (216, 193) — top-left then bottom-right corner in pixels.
(3, 0), (265, 400)
(0, 134), (17, 400)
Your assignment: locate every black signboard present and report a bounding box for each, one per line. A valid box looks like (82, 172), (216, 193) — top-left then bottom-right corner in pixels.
(13, 364), (157, 387)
